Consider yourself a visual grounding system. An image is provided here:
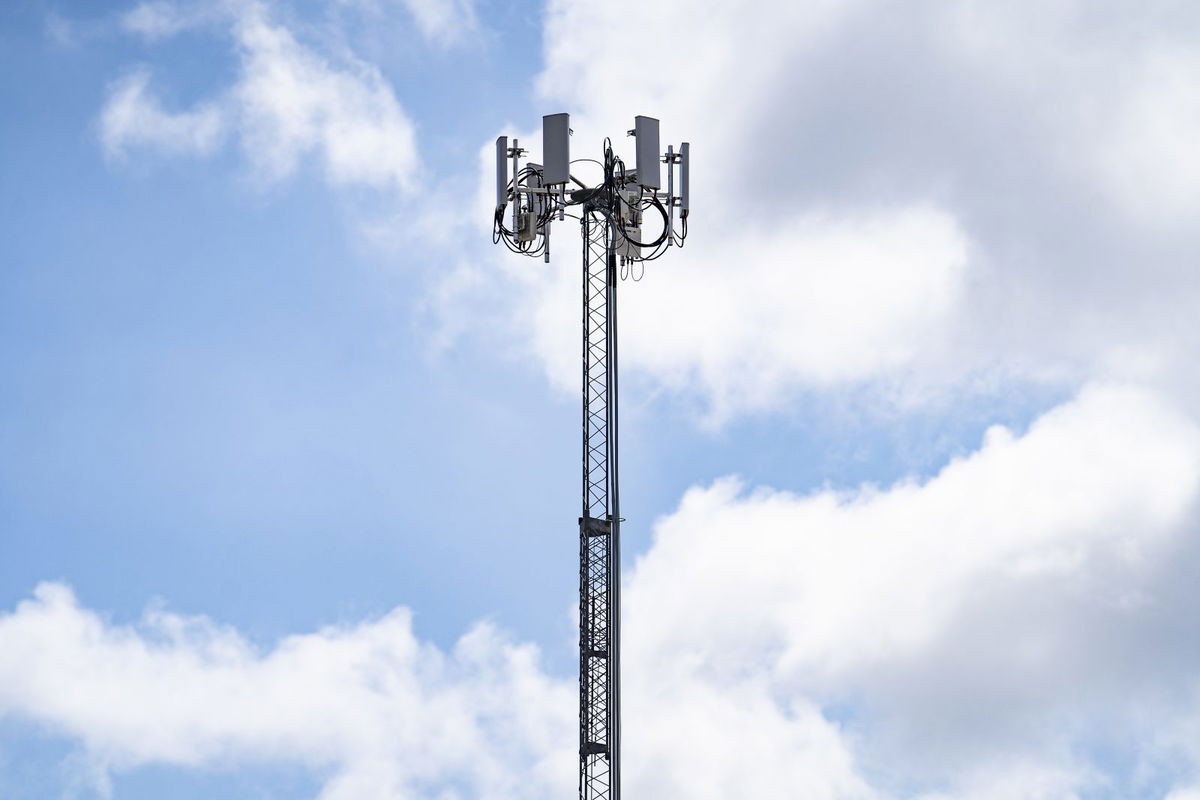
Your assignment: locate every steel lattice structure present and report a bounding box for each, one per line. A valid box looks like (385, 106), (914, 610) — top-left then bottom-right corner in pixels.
(579, 211), (620, 799)
(492, 114), (689, 800)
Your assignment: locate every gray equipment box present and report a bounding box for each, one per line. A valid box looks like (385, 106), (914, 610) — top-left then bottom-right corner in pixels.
(634, 116), (660, 189)
(517, 211), (537, 242)
(542, 113), (570, 185)
(618, 227), (641, 259)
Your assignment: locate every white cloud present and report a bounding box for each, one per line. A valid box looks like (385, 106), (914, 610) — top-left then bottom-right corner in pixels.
(940, 2), (1200, 229)
(100, 68), (226, 159)
(447, 0), (1200, 421)
(627, 383), (1200, 678)
(625, 682), (877, 800)
(5, 384), (1200, 796)
(103, 1), (419, 190)
(624, 382), (1200, 795)
(513, 0), (968, 420)
(0, 583), (573, 799)
(230, 2), (418, 188)
(516, 205), (968, 422)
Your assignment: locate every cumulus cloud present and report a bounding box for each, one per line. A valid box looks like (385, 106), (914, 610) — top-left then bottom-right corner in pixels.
(516, 204), (968, 422)
(103, 1), (419, 189)
(450, 0), (1200, 420)
(624, 382), (1200, 796)
(5, 384), (1200, 796)
(628, 384), (1199, 675)
(0, 583), (573, 799)
(492, 0), (971, 417)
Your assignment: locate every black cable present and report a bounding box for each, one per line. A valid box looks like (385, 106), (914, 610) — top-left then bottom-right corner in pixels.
(610, 195), (669, 249)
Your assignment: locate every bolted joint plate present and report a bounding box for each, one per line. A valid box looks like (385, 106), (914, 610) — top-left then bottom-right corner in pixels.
(579, 516), (612, 537)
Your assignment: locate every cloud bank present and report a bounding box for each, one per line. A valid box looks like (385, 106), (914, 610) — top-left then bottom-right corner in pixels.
(6, 384), (1200, 797)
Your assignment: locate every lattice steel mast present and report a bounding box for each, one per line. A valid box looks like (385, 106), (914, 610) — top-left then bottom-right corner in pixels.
(580, 209), (619, 799)
(492, 114), (690, 800)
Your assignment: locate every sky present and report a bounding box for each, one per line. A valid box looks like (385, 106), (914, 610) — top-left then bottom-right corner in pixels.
(1, 0), (1200, 798)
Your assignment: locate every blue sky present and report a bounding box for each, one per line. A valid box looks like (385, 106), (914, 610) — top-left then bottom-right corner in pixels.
(2, 0), (564, 644)
(3, 2), (1200, 799)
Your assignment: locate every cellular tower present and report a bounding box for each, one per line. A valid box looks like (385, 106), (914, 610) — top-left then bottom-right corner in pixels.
(491, 114), (691, 800)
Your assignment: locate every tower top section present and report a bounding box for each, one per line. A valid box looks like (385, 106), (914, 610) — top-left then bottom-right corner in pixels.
(492, 113), (690, 266)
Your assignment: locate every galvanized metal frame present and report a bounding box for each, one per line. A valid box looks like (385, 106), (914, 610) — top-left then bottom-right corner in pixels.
(579, 209), (620, 800)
